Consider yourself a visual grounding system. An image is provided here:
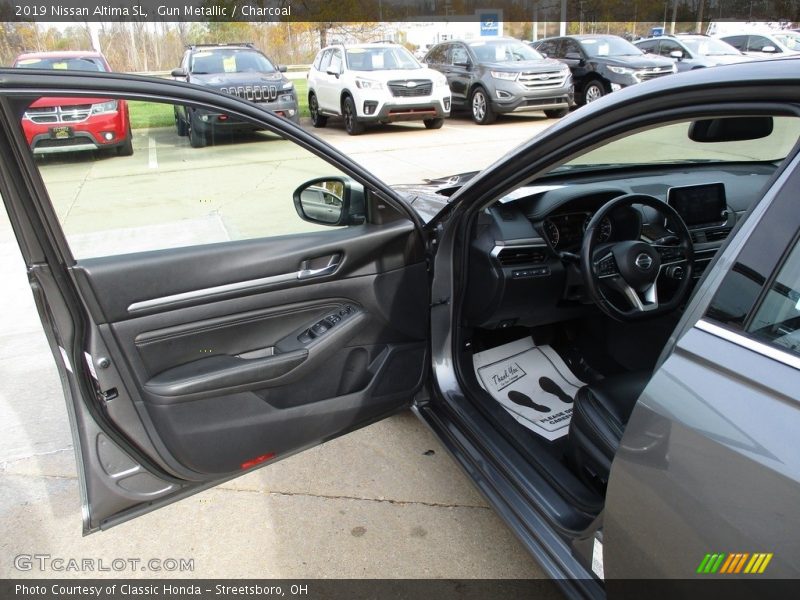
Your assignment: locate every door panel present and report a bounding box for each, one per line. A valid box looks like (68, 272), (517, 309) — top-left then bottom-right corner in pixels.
(0, 71), (430, 531)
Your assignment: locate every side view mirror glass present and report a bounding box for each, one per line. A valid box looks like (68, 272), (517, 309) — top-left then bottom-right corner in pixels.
(293, 177), (365, 226)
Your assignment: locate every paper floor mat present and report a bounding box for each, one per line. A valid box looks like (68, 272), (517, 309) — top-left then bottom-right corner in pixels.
(473, 338), (585, 441)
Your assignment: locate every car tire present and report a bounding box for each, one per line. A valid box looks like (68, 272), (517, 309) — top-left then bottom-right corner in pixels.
(544, 108), (570, 119)
(423, 117), (444, 129)
(583, 81), (606, 105)
(116, 121), (134, 157)
(470, 87), (496, 125)
(342, 96), (364, 135)
(175, 108), (189, 137)
(189, 114), (207, 148)
(309, 93), (328, 128)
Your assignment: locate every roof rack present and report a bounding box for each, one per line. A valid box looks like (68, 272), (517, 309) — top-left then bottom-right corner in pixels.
(186, 42), (255, 49)
(370, 39), (396, 44)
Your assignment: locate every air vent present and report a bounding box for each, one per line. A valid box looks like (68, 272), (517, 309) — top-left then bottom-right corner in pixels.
(690, 231), (704, 243)
(496, 246), (546, 266)
(705, 227), (732, 242)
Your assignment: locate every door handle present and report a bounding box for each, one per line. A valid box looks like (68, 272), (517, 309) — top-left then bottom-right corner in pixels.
(297, 254), (341, 280)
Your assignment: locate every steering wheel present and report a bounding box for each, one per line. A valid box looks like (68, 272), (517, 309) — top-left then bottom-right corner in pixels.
(580, 193), (694, 321)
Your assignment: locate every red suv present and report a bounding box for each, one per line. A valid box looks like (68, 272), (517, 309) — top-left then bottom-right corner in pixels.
(12, 51), (133, 156)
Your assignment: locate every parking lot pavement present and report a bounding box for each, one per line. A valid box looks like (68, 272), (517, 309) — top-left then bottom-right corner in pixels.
(0, 115), (555, 579)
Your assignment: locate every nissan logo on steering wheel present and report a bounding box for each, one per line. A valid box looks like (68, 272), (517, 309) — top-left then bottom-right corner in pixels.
(635, 253), (653, 270)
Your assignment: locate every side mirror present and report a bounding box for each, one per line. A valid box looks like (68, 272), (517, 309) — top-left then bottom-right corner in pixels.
(564, 52), (583, 63)
(539, 52), (548, 58)
(670, 50), (684, 60)
(761, 45), (778, 53)
(326, 66), (341, 77)
(278, 65), (288, 73)
(171, 67), (188, 78)
(453, 60), (472, 69)
(293, 177), (365, 226)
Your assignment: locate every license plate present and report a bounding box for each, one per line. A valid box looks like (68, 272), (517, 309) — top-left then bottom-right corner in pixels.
(50, 126), (73, 139)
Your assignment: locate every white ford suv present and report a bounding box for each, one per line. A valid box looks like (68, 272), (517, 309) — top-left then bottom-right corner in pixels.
(307, 42), (451, 135)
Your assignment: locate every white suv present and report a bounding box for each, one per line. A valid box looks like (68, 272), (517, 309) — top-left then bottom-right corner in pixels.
(307, 43), (451, 135)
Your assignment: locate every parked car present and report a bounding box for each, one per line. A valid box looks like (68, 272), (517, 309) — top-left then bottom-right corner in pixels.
(3, 58), (800, 594)
(306, 42), (451, 135)
(531, 34), (676, 105)
(718, 31), (800, 58)
(423, 37), (574, 124)
(171, 42), (299, 147)
(12, 51), (133, 156)
(634, 34), (752, 71)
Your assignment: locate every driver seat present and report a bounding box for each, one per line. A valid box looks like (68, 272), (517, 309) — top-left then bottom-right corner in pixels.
(568, 370), (651, 487)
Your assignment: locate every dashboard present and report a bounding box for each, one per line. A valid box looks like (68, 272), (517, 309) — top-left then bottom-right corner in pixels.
(464, 163), (776, 329)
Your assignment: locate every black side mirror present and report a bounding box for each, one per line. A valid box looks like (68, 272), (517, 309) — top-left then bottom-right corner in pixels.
(278, 65), (288, 73)
(171, 68), (188, 78)
(564, 52), (583, 64)
(453, 60), (472, 69)
(294, 177), (365, 226)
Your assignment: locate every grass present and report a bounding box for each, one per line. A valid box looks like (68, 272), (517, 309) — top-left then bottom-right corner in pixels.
(127, 79), (310, 130)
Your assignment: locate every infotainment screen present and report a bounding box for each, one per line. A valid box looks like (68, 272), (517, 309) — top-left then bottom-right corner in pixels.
(666, 183), (727, 227)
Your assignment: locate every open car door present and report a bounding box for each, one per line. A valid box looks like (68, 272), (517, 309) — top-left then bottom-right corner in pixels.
(0, 70), (430, 532)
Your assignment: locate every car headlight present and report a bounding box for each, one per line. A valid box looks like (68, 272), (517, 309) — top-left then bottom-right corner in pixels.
(91, 100), (118, 115)
(607, 66), (634, 75)
(355, 78), (383, 90)
(435, 77), (449, 87)
(282, 81), (294, 90)
(490, 71), (519, 81)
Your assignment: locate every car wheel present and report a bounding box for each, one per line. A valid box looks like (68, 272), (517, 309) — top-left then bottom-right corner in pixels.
(583, 81), (606, 105)
(423, 117), (444, 129)
(188, 114), (207, 148)
(309, 93), (328, 128)
(342, 96), (364, 135)
(470, 87), (496, 125)
(175, 108), (188, 136)
(544, 108), (570, 119)
(116, 124), (134, 157)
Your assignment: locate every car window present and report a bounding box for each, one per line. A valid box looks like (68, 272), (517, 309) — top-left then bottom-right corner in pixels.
(562, 39), (582, 56)
(450, 45), (470, 65)
(468, 40), (544, 62)
(659, 40), (683, 56)
(681, 37), (741, 56)
(536, 39), (561, 57)
(329, 49), (343, 73)
(17, 96), (351, 259)
(319, 49), (333, 71)
(580, 37), (642, 57)
(14, 57), (107, 72)
(345, 46), (420, 71)
(312, 51), (324, 70)
(190, 49), (276, 74)
(425, 44), (447, 64)
(746, 239), (800, 357)
(556, 117), (800, 173)
(747, 36), (780, 52)
(722, 35), (747, 50)
(637, 40), (658, 53)
(774, 32), (800, 50)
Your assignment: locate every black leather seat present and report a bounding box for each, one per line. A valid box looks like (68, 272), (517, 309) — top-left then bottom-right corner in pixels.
(568, 370), (651, 486)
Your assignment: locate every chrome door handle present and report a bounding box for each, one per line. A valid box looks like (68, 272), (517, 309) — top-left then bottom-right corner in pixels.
(297, 254), (341, 280)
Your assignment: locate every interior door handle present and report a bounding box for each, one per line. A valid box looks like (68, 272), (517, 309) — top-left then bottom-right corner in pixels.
(297, 254), (341, 280)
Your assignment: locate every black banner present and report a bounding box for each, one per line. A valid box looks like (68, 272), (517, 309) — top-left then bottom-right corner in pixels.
(1, 0), (799, 23)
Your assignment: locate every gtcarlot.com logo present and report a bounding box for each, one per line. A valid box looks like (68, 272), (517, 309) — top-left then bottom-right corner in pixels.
(14, 554), (194, 572)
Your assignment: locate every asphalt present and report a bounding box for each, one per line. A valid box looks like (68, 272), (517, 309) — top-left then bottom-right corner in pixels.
(0, 111), (556, 579)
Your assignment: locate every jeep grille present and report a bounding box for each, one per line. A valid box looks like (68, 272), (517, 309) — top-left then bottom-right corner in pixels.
(220, 85), (278, 102)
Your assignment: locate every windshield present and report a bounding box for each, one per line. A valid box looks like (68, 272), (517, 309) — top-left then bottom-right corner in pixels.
(774, 32), (800, 50)
(190, 49), (275, 74)
(680, 37), (741, 56)
(580, 37), (643, 57)
(345, 46), (420, 71)
(553, 117), (800, 174)
(13, 57), (107, 72)
(469, 40), (544, 62)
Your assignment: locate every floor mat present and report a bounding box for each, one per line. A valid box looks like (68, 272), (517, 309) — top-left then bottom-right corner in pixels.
(473, 337), (585, 441)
